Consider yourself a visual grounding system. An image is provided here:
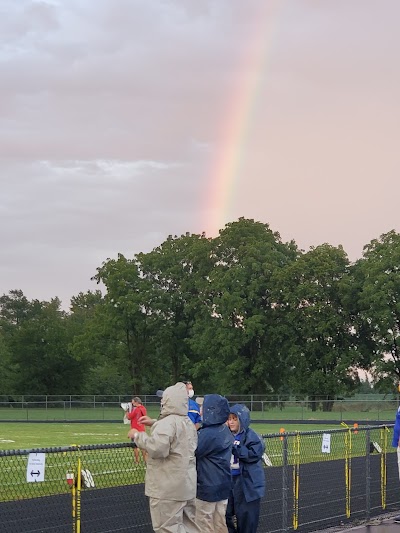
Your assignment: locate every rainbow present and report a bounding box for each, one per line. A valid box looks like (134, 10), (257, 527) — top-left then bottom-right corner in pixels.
(203, 1), (285, 237)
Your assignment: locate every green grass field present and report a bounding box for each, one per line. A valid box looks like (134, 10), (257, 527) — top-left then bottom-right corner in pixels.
(0, 422), (132, 450)
(0, 405), (162, 422)
(0, 421), (354, 451)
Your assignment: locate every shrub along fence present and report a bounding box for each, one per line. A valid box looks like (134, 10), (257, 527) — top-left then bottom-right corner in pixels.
(0, 425), (399, 533)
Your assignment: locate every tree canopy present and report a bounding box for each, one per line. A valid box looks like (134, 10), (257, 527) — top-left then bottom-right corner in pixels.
(1, 219), (399, 397)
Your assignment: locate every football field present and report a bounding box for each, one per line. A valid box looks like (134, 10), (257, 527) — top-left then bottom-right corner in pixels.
(0, 420), (365, 451)
(0, 422), (133, 450)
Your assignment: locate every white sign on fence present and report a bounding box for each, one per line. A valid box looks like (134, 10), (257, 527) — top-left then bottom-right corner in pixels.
(322, 433), (331, 454)
(26, 453), (46, 482)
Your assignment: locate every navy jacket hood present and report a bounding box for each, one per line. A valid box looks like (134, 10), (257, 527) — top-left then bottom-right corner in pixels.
(230, 403), (251, 432)
(202, 394), (230, 426)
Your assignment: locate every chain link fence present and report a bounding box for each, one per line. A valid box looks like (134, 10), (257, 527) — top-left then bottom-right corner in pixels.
(0, 442), (148, 533)
(258, 424), (400, 532)
(0, 425), (399, 532)
(0, 395), (398, 422)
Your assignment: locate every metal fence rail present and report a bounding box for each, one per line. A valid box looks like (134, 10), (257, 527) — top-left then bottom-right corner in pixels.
(0, 425), (399, 533)
(0, 398), (397, 423)
(2, 394), (398, 402)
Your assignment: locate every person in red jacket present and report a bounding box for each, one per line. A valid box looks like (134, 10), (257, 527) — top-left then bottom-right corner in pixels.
(126, 397), (147, 463)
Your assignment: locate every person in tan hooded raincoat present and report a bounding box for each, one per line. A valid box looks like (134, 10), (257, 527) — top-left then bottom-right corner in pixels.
(129, 382), (200, 533)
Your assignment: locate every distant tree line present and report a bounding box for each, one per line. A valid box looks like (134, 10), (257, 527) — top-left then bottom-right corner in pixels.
(1, 218), (399, 401)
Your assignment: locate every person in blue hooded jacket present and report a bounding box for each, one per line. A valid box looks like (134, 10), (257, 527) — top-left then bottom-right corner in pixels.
(195, 394), (233, 532)
(226, 404), (265, 533)
(391, 405), (400, 523)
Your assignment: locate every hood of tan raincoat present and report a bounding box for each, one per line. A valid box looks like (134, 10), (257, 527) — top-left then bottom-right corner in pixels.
(159, 382), (188, 418)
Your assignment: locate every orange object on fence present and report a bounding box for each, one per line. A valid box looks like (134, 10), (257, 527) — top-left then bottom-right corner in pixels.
(353, 423), (358, 434)
(280, 427), (285, 441)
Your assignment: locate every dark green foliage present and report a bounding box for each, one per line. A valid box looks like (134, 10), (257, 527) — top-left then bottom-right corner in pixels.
(189, 218), (298, 394)
(0, 293), (83, 394)
(348, 231), (400, 391)
(1, 221), (399, 396)
(273, 244), (359, 407)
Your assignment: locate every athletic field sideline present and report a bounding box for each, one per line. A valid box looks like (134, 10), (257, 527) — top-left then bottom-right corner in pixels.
(0, 403), (396, 423)
(0, 421), (348, 450)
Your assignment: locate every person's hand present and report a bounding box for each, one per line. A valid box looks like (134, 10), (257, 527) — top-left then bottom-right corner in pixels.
(128, 429), (139, 440)
(138, 416), (156, 427)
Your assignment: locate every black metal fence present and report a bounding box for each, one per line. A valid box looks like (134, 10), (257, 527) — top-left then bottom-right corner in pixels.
(0, 425), (399, 533)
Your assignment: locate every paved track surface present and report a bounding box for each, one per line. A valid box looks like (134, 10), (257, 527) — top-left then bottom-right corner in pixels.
(334, 517), (400, 533)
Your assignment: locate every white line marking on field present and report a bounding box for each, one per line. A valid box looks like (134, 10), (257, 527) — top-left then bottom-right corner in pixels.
(72, 433), (121, 436)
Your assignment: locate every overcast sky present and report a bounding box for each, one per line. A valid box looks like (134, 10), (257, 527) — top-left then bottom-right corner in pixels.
(1, 0), (399, 308)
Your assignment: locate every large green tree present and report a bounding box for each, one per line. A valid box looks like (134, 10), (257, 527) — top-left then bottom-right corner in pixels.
(350, 231), (400, 390)
(0, 332), (16, 396)
(190, 218), (298, 394)
(273, 244), (359, 408)
(0, 290), (33, 395)
(66, 290), (129, 395)
(93, 255), (158, 394)
(137, 232), (213, 385)
(2, 295), (81, 394)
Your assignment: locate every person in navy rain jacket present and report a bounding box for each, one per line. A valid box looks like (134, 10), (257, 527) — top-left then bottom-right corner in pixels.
(195, 394), (233, 532)
(226, 404), (265, 533)
(392, 405), (400, 523)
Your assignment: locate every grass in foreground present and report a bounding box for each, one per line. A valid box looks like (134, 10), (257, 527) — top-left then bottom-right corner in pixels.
(0, 422), (132, 450)
(0, 421), (345, 451)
